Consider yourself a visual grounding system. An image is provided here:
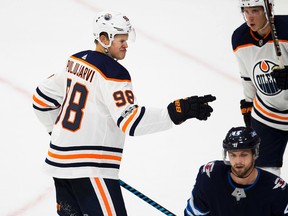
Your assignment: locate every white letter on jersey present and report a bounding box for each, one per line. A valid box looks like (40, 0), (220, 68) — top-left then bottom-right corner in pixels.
(284, 202), (288, 214)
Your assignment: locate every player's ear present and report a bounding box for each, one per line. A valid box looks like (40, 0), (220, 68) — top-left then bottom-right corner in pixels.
(99, 34), (110, 46)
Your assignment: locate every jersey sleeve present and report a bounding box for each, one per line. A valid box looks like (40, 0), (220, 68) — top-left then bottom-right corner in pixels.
(232, 28), (256, 102)
(270, 177), (288, 216)
(237, 54), (256, 102)
(32, 71), (66, 133)
(184, 165), (211, 216)
(98, 73), (173, 136)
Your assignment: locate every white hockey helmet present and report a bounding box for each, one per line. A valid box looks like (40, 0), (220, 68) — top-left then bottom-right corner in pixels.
(93, 10), (136, 48)
(239, 0), (274, 11)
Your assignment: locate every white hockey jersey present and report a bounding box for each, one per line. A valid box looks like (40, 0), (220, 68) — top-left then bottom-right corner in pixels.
(32, 50), (173, 179)
(232, 15), (288, 130)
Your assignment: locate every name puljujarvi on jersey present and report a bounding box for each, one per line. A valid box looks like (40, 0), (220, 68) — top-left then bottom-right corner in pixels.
(66, 57), (96, 83)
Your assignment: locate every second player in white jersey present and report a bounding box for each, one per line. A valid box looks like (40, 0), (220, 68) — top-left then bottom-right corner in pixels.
(232, 0), (288, 176)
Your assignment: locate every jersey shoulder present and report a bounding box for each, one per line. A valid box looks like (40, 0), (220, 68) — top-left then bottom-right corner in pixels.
(275, 15), (288, 40)
(72, 50), (131, 81)
(197, 160), (228, 181)
(231, 22), (251, 51)
(259, 169), (288, 192)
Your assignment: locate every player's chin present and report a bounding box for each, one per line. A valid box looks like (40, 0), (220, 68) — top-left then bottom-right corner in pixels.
(250, 25), (257, 31)
(117, 51), (126, 60)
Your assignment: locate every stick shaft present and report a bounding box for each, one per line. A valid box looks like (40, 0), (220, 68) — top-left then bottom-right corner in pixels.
(119, 179), (176, 216)
(264, 0), (284, 68)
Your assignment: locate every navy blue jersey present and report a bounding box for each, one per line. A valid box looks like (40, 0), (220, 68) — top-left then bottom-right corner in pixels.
(185, 161), (288, 216)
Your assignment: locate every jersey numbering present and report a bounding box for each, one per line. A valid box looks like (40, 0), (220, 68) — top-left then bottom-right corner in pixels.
(55, 79), (135, 132)
(56, 79), (88, 132)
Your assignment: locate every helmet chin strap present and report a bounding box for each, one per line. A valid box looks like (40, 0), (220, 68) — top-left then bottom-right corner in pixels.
(257, 20), (269, 33)
(104, 47), (110, 55)
(246, 20), (269, 33)
(98, 39), (113, 54)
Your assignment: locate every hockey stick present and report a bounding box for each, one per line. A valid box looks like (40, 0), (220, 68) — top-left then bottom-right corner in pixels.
(119, 179), (176, 216)
(263, 0), (284, 68)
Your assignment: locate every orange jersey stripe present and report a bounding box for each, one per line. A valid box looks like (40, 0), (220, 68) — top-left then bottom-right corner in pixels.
(48, 151), (122, 161)
(254, 98), (288, 121)
(94, 178), (113, 216)
(70, 56), (131, 83)
(121, 107), (138, 133)
(32, 94), (49, 107)
(233, 43), (255, 52)
(234, 40), (288, 53)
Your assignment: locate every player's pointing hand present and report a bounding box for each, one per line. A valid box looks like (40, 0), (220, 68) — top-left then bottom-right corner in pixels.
(167, 94), (216, 125)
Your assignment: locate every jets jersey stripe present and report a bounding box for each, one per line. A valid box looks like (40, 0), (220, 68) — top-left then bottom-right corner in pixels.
(185, 191), (210, 216)
(129, 107), (146, 136)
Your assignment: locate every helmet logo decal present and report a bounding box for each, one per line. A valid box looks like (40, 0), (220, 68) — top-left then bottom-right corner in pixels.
(231, 130), (242, 137)
(251, 131), (257, 137)
(123, 16), (129, 22)
(252, 60), (280, 95)
(223, 127), (260, 163)
(104, 13), (112, 21)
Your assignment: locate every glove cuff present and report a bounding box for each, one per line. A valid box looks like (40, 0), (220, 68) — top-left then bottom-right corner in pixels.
(240, 99), (253, 115)
(167, 100), (186, 125)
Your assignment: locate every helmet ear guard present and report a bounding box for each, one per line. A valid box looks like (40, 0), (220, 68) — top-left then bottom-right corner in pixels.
(93, 10), (136, 48)
(222, 127), (260, 165)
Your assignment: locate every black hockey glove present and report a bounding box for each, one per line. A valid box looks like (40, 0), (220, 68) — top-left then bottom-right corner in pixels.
(167, 94), (216, 125)
(270, 66), (288, 90)
(240, 99), (253, 128)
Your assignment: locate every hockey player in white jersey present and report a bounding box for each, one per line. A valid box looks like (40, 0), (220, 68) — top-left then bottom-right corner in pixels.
(232, 0), (288, 176)
(32, 10), (216, 216)
(184, 127), (288, 216)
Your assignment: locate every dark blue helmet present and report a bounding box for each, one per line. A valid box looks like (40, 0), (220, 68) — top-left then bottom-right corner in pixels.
(223, 127), (260, 164)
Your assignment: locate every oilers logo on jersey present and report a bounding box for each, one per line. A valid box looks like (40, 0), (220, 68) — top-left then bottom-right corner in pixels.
(253, 60), (280, 96)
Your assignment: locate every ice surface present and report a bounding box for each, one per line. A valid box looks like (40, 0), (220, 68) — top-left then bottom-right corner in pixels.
(1, 0), (287, 215)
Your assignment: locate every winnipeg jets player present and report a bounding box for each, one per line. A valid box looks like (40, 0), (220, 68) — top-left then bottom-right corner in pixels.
(32, 10), (216, 216)
(185, 127), (288, 216)
(232, 0), (288, 176)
